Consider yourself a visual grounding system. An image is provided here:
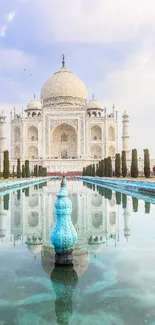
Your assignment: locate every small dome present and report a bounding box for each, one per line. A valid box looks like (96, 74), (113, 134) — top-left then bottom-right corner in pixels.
(41, 67), (88, 106)
(26, 99), (41, 111)
(27, 244), (42, 255)
(26, 236), (42, 255)
(87, 99), (102, 110)
(88, 243), (104, 254)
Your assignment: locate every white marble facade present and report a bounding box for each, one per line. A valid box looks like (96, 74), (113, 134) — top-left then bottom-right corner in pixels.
(9, 58), (129, 173)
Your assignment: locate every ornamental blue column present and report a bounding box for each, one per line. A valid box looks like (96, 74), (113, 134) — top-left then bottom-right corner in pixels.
(51, 176), (78, 265)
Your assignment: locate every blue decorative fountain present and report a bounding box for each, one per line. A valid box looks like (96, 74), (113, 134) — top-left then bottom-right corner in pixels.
(51, 176), (78, 265)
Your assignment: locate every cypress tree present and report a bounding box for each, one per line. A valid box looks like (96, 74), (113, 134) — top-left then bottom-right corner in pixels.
(3, 150), (9, 179)
(131, 149), (138, 178)
(122, 151), (127, 177)
(97, 161), (100, 177)
(17, 189), (20, 200)
(25, 160), (30, 178)
(105, 188), (112, 200)
(22, 164), (25, 178)
(132, 197), (138, 212)
(39, 165), (42, 176)
(36, 165), (38, 177)
(122, 193), (127, 209)
(116, 191), (121, 205)
(96, 163), (99, 176)
(12, 165), (15, 178)
(144, 149), (150, 178)
(3, 194), (9, 210)
(25, 187), (29, 197)
(104, 158), (108, 177)
(145, 201), (150, 214)
(17, 159), (21, 178)
(115, 153), (121, 177)
(92, 164), (95, 177)
(99, 187), (106, 197)
(100, 160), (105, 177)
(107, 156), (112, 177)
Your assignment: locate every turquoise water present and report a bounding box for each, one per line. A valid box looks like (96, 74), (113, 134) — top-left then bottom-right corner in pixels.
(0, 179), (155, 324)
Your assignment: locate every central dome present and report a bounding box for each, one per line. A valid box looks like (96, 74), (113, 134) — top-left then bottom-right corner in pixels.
(41, 67), (88, 106)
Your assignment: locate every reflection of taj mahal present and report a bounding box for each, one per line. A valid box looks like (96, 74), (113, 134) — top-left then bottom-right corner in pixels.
(8, 56), (130, 173)
(7, 181), (131, 256)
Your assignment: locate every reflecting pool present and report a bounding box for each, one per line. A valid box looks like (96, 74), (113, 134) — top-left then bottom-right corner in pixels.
(0, 179), (155, 324)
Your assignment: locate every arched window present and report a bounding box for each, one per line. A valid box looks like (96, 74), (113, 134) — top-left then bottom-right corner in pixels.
(28, 126), (38, 141)
(61, 134), (68, 142)
(92, 111), (97, 117)
(91, 125), (102, 141)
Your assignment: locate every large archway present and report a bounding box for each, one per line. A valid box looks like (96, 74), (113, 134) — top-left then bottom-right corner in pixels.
(28, 126), (38, 141)
(51, 123), (77, 158)
(28, 146), (38, 159)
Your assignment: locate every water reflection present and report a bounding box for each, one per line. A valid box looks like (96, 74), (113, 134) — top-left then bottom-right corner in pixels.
(6, 180), (133, 253)
(51, 266), (78, 325)
(1, 180), (155, 324)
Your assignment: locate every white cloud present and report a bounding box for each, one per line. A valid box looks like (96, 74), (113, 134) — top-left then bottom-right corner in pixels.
(0, 10), (16, 37)
(5, 11), (16, 23)
(0, 49), (35, 69)
(33, 0), (155, 43)
(0, 25), (8, 37)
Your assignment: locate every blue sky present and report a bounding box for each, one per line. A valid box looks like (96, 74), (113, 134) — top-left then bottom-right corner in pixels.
(1, 0), (155, 157)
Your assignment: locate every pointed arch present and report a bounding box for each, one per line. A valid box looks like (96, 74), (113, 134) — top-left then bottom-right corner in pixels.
(91, 125), (102, 141)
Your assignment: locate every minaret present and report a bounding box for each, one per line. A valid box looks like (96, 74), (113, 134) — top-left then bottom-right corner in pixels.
(0, 111), (7, 173)
(122, 110), (130, 160)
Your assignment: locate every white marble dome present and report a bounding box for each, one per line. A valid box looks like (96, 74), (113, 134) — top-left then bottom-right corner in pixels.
(27, 99), (41, 110)
(41, 67), (88, 105)
(87, 99), (102, 110)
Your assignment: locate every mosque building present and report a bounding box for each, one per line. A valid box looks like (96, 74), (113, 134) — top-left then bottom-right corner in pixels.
(0, 55), (131, 174)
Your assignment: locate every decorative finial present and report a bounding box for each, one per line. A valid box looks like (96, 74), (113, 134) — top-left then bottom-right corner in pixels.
(92, 93), (95, 100)
(62, 54), (65, 68)
(34, 93), (35, 99)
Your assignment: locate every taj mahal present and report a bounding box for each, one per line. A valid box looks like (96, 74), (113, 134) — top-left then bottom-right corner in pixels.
(0, 55), (128, 174)
(2, 54), (153, 174)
